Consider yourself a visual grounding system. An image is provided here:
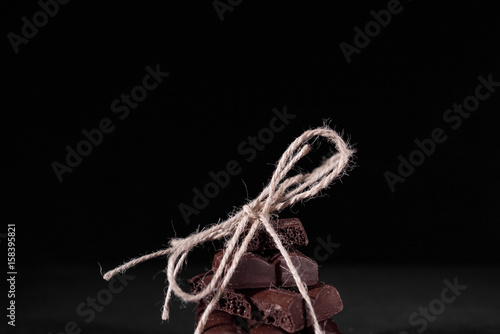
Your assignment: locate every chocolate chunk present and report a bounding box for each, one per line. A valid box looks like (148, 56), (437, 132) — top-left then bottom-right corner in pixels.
(189, 272), (253, 319)
(189, 273), (343, 333)
(249, 323), (286, 334)
(195, 306), (246, 334)
(212, 249), (318, 289)
(249, 318), (343, 334)
(246, 218), (308, 251)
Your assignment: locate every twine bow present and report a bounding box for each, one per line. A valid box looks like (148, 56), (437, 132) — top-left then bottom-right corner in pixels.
(103, 125), (354, 334)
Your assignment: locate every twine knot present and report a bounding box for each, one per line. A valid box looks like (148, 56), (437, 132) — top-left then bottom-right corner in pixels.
(103, 125), (354, 334)
(242, 204), (261, 221)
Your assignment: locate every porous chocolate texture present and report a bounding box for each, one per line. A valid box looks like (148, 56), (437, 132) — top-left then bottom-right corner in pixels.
(212, 249), (318, 289)
(248, 318), (343, 334)
(189, 272), (253, 319)
(189, 272), (343, 333)
(246, 218), (308, 252)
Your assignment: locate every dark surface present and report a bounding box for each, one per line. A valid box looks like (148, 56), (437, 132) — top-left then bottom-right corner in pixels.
(15, 262), (500, 334)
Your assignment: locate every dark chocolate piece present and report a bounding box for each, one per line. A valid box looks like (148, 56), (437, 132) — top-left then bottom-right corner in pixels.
(249, 318), (343, 334)
(195, 306), (246, 334)
(246, 218), (308, 251)
(189, 273), (343, 333)
(212, 249), (318, 289)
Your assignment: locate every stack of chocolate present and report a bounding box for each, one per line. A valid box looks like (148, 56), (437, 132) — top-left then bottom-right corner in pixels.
(188, 218), (345, 333)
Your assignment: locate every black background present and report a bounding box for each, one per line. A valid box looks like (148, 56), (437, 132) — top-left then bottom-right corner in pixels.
(3, 1), (500, 333)
(6, 0), (499, 264)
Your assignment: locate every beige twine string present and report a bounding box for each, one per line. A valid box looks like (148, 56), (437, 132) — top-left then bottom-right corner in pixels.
(103, 125), (354, 334)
